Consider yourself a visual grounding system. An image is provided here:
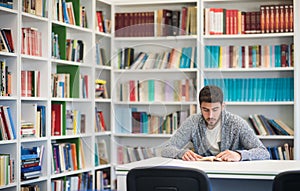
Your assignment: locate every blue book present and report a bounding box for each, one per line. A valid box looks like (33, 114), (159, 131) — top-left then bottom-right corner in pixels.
(62, 1), (70, 24)
(184, 47), (192, 68)
(37, 105), (46, 137)
(179, 47), (186, 68)
(21, 165), (42, 173)
(204, 46), (210, 68)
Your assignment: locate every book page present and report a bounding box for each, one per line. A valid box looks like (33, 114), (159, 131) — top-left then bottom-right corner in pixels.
(197, 156), (222, 162)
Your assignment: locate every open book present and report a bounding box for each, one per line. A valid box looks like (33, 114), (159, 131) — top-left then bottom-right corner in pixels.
(197, 156), (222, 162)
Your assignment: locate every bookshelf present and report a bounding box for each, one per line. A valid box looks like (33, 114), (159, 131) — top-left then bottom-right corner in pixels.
(110, 0), (199, 166)
(200, 0), (298, 160)
(0, 0), (113, 190)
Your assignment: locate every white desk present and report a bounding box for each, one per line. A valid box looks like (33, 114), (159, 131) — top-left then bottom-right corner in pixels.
(116, 157), (300, 191)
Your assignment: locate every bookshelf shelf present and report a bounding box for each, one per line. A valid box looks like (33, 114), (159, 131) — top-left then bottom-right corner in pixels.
(257, 135), (294, 140)
(22, 12), (49, 22)
(114, 133), (172, 138)
(114, 35), (197, 41)
(203, 33), (294, 39)
(114, 101), (198, 105)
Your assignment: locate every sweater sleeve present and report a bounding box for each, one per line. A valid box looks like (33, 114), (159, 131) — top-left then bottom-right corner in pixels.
(236, 120), (270, 160)
(161, 116), (195, 159)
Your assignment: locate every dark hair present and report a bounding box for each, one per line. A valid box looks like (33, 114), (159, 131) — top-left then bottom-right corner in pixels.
(199, 85), (223, 104)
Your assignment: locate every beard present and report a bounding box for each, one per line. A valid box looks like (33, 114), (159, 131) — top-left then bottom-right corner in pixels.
(204, 115), (221, 129)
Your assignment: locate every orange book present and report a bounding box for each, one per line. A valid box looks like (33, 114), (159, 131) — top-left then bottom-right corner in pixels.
(289, 4), (293, 32)
(275, 5), (280, 32)
(265, 6), (270, 33)
(71, 143), (78, 170)
(279, 5), (284, 32)
(269, 5), (275, 33)
(284, 5), (289, 32)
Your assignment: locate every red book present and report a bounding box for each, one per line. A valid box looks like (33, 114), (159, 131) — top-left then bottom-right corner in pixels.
(27, 70), (32, 97)
(275, 5), (280, 33)
(180, 7), (188, 35)
(98, 111), (106, 131)
(280, 44), (288, 67)
(260, 6), (265, 33)
(96, 11), (104, 32)
(129, 80), (136, 102)
(289, 4), (293, 32)
(0, 106), (11, 140)
(131, 111), (142, 134)
(248, 46), (253, 68)
(250, 12), (256, 34)
(244, 12), (251, 34)
(21, 71), (27, 97)
(51, 103), (62, 136)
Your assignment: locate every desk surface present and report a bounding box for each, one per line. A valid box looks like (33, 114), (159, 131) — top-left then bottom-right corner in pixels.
(116, 157), (300, 179)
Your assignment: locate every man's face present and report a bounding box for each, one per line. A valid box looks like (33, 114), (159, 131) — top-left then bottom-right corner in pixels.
(200, 102), (224, 129)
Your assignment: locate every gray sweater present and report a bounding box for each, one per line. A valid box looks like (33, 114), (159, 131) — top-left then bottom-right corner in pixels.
(161, 110), (270, 161)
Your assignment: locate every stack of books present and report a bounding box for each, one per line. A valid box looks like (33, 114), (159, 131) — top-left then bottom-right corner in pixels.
(21, 146), (44, 180)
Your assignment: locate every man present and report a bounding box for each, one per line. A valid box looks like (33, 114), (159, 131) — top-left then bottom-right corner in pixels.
(161, 85), (270, 161)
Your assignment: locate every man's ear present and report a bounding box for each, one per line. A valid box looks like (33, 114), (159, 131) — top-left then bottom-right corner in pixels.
(221, 102), (225, 110)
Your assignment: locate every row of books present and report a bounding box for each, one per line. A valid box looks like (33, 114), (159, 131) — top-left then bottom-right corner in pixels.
(117, 145), (162, 164)
(66, 109), (86, 136)
(22, 0), (47, 17)
(268, 143), (293, 160)
(118, 79), (196, 102)
(96, 10), (111, 33)
(51, 139), (85, 174)
(95, 42), (109, 66)
(0, 28), (14, 53)
(115, 105), (196, 134)
(157, 7), (197, 36)
(204, 77), (293, 102)
(115, 11), (154, 37)
(0, 0), (12, 9)
(66, 39), (84, 63)
(21, 27), (42, 57)
(131, 109), (190, 135)
(204, 4), (293, 35)
(21, 70), (40, 97)
(21, 145), (44, 180)
(0, 105), (16, 140)
(115, 6), (197, 37)
(95, 139), (109, 166)
(248, 114), (294, 136)
(0, 59), (12, 96)
(95, 109), (107, 132)
(51, 73), (70, 98)
(51, 102), (86, 136)
(51, 172), (93, 191)
(52, 0), (87, 28)
(205, 44), (294, 69)
(21, 104), (46, 138)
(52, 72), (89, 99)
(118, 47), (197, 70)
(0, 153), (14, 186)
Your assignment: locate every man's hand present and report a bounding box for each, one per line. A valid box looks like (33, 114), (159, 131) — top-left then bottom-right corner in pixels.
(216, 150), (241, 162)
(182, 150), (203, 161)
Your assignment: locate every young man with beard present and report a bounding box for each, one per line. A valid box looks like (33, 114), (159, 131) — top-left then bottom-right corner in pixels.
(161, 85), (270, 161)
